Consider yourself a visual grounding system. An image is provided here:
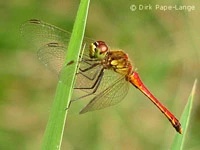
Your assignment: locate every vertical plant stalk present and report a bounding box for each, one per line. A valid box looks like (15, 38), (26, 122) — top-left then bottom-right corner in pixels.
(41, 0), (90, 150)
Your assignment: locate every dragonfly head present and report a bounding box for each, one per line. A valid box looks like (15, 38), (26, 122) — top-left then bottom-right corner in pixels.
(89, 41), (109, 60)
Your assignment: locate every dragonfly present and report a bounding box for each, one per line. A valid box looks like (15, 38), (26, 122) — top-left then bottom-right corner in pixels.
(20, 19), (182, 134)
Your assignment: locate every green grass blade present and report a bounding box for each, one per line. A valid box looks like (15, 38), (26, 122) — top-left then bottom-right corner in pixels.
(41, 0), (90, 150)
(171, 79), (197, 150)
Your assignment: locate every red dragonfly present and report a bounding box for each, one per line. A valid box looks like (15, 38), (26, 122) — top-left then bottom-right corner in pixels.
(21, 19), (182, 134)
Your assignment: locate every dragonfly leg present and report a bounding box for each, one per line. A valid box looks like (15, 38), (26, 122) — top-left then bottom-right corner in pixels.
(74, 66), (104, 90)
(65, 101), (72, 110)
(79, 64), (99, 72)
(77, 65), (102, 81)
(72, 69), (104, 101)
(66, 69), (104, 111)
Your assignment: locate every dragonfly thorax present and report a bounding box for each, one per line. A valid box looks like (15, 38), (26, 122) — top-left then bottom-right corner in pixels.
(103, 50), (133, 76)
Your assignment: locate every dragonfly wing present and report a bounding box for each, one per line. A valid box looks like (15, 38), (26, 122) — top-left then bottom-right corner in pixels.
(21, 19), (95, 74)
(79, 73), (129, 114)
(37, 42), (79, 84)
(20, 19), (71, 49)
(37, 42), (66, 74)
(21, 19), (94, 52)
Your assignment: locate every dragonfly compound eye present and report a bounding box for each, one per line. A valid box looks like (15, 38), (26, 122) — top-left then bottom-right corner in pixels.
(96, 41), (108, 54)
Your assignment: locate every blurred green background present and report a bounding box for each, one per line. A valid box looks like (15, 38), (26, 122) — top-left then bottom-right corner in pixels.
(0, 0), (200, 150)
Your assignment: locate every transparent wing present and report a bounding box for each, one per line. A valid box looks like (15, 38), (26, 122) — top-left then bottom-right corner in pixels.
(37, 42), (66, 74)
(20, 19), (94, 74)
(79, 71), (129, 114)
(20, 19), (71, 50)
